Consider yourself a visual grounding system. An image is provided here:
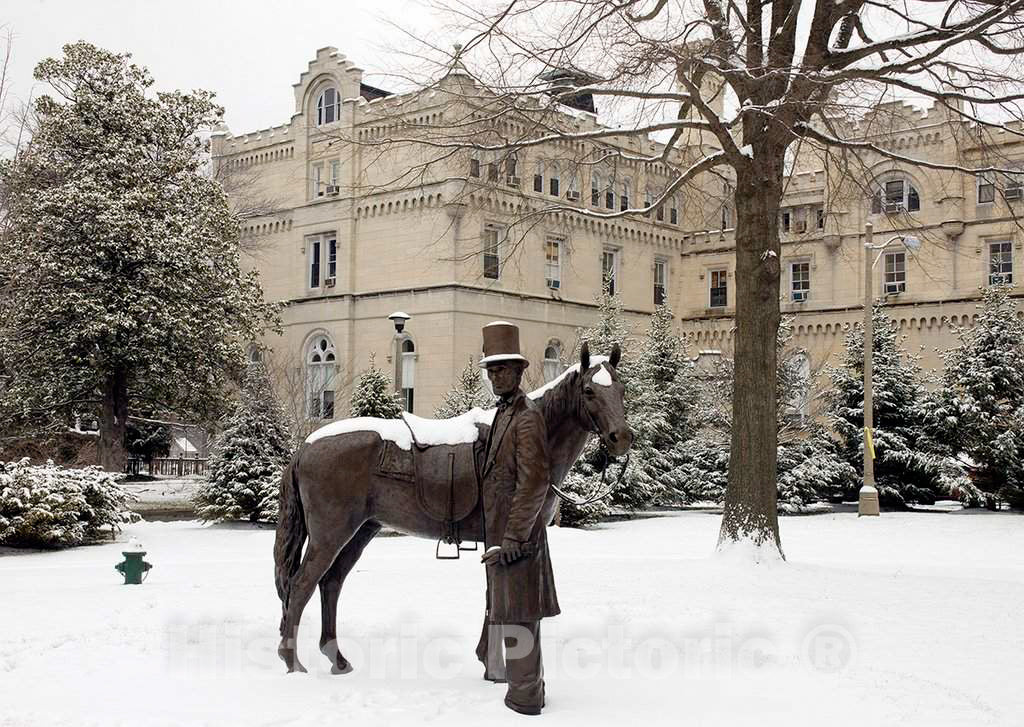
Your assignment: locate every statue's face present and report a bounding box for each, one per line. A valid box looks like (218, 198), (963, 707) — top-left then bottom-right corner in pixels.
(486, 361), (525, 398)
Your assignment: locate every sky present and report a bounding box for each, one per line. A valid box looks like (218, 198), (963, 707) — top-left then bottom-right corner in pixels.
(2, 0), (443, 133)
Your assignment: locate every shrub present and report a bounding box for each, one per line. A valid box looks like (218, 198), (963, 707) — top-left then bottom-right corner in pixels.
(0, 459), (138, 548)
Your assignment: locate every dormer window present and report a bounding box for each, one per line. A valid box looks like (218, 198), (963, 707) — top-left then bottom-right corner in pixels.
(872, 178), (920, 214)
(316, 87), (340, 126)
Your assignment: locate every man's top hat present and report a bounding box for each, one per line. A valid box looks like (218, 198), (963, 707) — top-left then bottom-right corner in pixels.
(479, 321), (530, 368)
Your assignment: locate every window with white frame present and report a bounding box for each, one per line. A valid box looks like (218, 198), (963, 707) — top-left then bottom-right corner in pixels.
(1006, 171), (1023, 200)
(311, 162), (324, 198)
(306, 335), (337, 419)
(883, 251), (906, 294)
(790, 261), (810, 302)
(604, 177), (616, 210)
(544, 236), (562, 290)
(602, 247), (619, 296)
(316, 87), (340, 126)
(549, 163), (561, 197)
(567, 172), (580, 200)
(543, 341), (564, 383)
(709, 269), (728, 308)
(329, 160), (340, 192)
(654, 258), (668, 305)
(401, 338), (416, 412)
(309, 238), (322, 288)
(989, 241), (1013, 285)
(506, 153), (518, 180)
(534, 160), (544, 193)
(872, 178), (921, 213)
(483, 223), (503, 280)
(307, 233), (338, 289)
(978, 173), (996, 204)
(621, 179), (631, 211)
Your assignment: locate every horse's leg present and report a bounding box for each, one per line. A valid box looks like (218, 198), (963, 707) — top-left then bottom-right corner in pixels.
(318, 520), (381, 674)
(278, 519), (363, 673)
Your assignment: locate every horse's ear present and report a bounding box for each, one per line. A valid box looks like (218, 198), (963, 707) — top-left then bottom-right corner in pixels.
(580, 341), (591, 372)
(609, 343), (621, 369)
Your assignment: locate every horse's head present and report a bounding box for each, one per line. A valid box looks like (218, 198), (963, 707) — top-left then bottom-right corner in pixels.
(578, 342), (633, 456)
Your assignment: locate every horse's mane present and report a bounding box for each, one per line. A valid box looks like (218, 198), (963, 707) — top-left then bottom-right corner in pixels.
(528, 356), (608, 434)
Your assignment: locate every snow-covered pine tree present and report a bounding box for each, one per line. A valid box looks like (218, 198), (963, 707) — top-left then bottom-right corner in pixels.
(0, 42), (277, 472)
(350, 358), (404, 419)
(434, 360), (494, 419)
(193, 360), (293, 523)
(922, 285), (1024, 507)
(560, 280), (635, 525)
(618, 304), (698, 508)
(826, 304), (955, 508)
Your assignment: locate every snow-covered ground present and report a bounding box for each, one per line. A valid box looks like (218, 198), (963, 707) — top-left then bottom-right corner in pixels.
(2, 510), (1022, 726)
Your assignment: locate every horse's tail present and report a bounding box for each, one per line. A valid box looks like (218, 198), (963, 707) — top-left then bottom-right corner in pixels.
(274, 450), (306, 627)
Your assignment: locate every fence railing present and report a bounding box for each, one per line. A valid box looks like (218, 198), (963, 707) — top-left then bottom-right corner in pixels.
(125, 456), (208, 477)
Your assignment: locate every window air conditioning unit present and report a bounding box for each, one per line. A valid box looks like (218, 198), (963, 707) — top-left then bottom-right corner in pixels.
(793, 291), (808, 302)
(506, 176), (521, 187)
(794, 221), (807, 233)
(547, 279), (560, 290)
(566, 190), (581, 202)
(1005, 186), (1023, 200)
(325, 277), (336, 288)
(883, 200), (904, 214)
(326, 185), (340, 196)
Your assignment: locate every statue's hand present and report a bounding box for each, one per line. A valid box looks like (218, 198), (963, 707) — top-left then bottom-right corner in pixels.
(499, 537), (524, 565)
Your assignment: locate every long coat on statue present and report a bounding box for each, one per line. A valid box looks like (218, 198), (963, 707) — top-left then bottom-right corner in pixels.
(481, 389), (561, 624)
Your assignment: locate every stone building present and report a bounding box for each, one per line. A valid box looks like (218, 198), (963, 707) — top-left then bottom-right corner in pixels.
(212, 47), (1021, 426)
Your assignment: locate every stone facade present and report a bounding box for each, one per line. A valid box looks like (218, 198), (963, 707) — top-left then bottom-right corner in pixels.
(213, 47), (1021, 425)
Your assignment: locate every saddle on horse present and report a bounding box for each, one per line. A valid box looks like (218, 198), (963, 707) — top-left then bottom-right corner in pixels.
(377, 419), (488, 558)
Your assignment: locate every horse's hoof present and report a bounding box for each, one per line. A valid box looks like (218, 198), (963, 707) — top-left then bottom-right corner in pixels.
(278, 646), (306, 673)
(331, 659), (353, 675)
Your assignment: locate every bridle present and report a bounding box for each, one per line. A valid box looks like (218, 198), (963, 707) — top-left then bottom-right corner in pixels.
(549, 367), (631, 508)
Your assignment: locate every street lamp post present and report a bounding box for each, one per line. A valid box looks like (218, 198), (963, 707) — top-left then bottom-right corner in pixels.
(860, 223), (920, 516)
(388, 312), (411, 406)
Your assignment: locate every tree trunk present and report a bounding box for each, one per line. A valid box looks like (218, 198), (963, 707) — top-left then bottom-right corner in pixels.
(718, 160), (784, 556)
(98, 371), (129, 472)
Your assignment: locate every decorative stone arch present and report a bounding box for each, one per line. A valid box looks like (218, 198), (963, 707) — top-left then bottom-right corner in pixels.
(542, 339), (565, 383)
(302, 73), (343, 126)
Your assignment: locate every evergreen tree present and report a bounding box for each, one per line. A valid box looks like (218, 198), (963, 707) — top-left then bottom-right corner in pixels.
(193, 361), (293, 523)
(922, 286), (1024, 506)
(434, 360), (493, 419)
(561, 281), (636, 525)
(619, 304), (698, 508)
(124, 419), (171, 465)
(350, 358), (404, 419)
(826, 304), (957, 508)
(0, 42), (277, 471)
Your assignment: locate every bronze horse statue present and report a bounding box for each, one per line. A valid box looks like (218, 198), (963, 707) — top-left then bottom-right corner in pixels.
(273, 343), (632, 674)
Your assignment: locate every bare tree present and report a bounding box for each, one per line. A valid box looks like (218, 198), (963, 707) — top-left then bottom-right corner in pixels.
(329, 0), (1024, 555)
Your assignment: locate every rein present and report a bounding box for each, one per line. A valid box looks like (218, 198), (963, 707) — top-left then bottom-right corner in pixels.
(549, 370), (630, 508)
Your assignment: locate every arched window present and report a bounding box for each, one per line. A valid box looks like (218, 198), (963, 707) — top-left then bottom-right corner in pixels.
(505, 152), (518, 180)
(533, 160), (544, 193)
(644, 188), (654, 217)
(307, 335), (337, 419)
(604, 175), (616, 210)
(316, 87), (340, 126)
(543, 341), (564, 383)
(549, 163), (561, 197)
(567, 171), (580, 201)
(669, 196), (679, 225)
(248, 344), (263, 363)
(621, 178), (631, 211)
(591, 172), (602, 207)
(401, 338), (416, 412)
(872, 176), (921, 213)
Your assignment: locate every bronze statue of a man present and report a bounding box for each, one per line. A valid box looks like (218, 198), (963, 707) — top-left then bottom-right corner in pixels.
(476, 321), (559, 716)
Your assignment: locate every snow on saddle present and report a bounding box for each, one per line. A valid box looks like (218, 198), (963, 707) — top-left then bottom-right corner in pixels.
(375, 411), (494, 555)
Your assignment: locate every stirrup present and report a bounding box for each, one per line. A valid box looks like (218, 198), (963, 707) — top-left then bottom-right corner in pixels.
(436, 538), (460, 559)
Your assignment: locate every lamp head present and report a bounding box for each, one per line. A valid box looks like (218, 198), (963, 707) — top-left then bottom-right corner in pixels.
(388, 311), (411, 333)
(902, 235), (922, 252)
